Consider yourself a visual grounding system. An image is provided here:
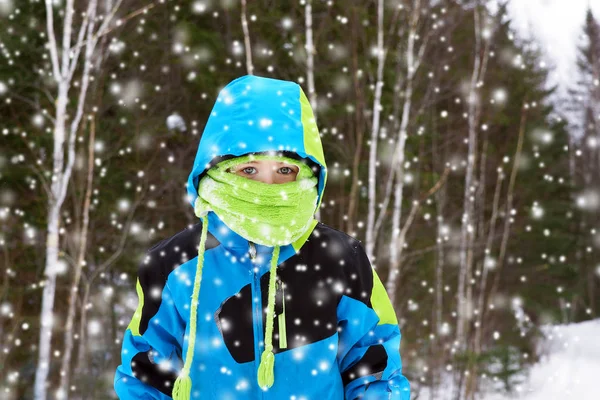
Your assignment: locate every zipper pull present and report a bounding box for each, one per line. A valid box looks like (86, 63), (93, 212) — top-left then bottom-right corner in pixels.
(248, 241), (257, 261)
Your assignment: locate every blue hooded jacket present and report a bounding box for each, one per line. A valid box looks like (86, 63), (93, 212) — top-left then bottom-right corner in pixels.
(114, 75), (410, 399)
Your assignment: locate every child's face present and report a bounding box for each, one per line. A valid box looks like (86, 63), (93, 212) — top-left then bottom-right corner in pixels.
(226, 159), (299, 184)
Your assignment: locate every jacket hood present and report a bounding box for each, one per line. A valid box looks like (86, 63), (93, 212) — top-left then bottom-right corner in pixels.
(187, 74), (328, 214)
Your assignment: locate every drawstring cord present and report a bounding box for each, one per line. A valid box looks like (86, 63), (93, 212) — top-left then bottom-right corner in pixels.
(257, 245), (280, 389)
(172, 214), (208, 400)
(173, 211), (283, 398)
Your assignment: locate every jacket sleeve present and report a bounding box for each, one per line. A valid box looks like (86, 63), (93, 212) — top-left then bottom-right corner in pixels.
(337, 240), (410, 400)
(114, 252), (185, 399)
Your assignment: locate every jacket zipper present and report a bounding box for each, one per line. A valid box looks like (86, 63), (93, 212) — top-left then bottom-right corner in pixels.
(248, 241), (265, 399)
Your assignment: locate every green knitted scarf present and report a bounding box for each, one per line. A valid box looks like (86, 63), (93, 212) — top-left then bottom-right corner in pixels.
(172, 154), (319, 400)
(195, 154), (319, 246)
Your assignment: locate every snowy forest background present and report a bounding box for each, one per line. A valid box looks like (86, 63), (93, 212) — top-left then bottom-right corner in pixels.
(1, 0), (599, 399)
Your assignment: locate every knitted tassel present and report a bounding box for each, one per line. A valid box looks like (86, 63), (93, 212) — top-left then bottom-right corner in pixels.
(172, 373), (192, 400)
(173, 213), (209, 400)
(257, 245), (281, 389)
(257, 349), (275, 389)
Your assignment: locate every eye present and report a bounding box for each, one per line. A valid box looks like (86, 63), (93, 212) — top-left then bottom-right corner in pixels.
(278, 166), (295, 175)
(241, 166), (257, 175)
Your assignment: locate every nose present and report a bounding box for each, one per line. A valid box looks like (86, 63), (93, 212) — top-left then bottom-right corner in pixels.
(256, 172), (275, 184)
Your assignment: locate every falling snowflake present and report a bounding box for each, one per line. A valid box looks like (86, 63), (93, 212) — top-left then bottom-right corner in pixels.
(166, 112), (187, 132)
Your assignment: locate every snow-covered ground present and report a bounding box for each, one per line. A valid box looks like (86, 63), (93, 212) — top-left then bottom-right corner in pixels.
(487, 319), (600, 400)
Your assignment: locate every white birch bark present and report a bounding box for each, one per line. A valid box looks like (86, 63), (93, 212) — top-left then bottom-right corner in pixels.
(35, 2), (78, 397)
(432, 117), (447, 335)
(241, 0), (254, 75)
(35, 1), (122, 398)
(370, 33), (407, 248)
(487, 106), (527, 314)
(590, 67), (600, 313)
(386, 0), (424, 298)
(432, 184), (447, 400)
(473, 168), (503, 353)
(57, 117), (96, 399)
(387, 168), (449, 306)
(305, 0), (317, 112)
(346, 15), (367, 234)
(352, 6), (408, 240)
(304, 0), (322, 222)
(366, 0), (386, 263)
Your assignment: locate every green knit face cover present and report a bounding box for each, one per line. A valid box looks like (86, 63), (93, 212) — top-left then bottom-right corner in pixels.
(194, 153), (319, 246)
(171, 154), (319, 400)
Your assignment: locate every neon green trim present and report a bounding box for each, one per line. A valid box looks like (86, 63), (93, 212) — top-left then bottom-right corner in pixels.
(318, 168), (328, 211)
(299, 89), (327, 211)
(371, 268), (398, 325)
(292, 218), (318, 252)
(278, 313), (287, 348)
(126, 279), (144, 337)
(172, 214), (209, 400)
(299, 90), (326, 170)
(278, 279), (287, 349)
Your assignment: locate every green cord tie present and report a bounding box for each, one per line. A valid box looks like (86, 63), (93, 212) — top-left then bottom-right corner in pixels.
(177, 208), (286, 395)
(180, 154), (318, 395)
(257, 245), (280, 389)
(173, 213), (209, 400)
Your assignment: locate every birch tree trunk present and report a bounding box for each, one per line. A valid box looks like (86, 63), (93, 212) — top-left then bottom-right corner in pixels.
(488, 105), (528, 319)
(58, 117), (96, 399)
(473, 168), (503, 354)
(304, 0), (322, 222)
(75, 281), (92, 381)
(35, 2), (82, 397)
(476, 130), (489, 271)
(432, 183), (447, 400)
(305, 0), (317, 113)
(386, 0), (423, 298)
(388, 168), (449, 307)
(346, 8), (366, 235)
(366, 0), (386, 263)
(368, 13), (407, 252)
(35, 1), (122, 397)
(241, 0), (254, 75)
(589, 57), (600, 313)
(432, 115), (447, 334)
(461, 6), (499, 398)
(456, 2), (484, 347)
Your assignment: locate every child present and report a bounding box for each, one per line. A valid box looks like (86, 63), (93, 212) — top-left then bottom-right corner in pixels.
(114, 75), (410, 399)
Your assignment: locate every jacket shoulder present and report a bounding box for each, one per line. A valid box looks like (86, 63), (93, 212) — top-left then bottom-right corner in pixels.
(141, 222), (220, 279)
(311, 221), (364, 254)
(310, 222), (374, 305)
